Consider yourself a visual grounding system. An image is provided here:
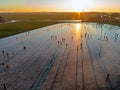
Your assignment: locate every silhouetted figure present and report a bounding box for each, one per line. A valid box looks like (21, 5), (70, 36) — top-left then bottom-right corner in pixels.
(58, 41), (60, 44)
(106, 36), (109, 41)
(106, 73), (110, 81)
(51, 36), (54, 39)
(2, 50), (5, 55)
(71, 36), (73, 41)
(6, 53), (9, 59)
(6, 64), (10, 70)
(115, 33), (118, 38)
(51, 59), (53, 67)
(81, 34), (83, 39)
(85, 33), (87, 39)
(66, 43), (68, 48)
(115, 37), (117, 42)
(1, 63), (5, 66)
(23, 46), (26, 50)
(115, 33), (118, 42)
(104, 35), (106, 40)
(3, 83), (7, 90)
(80, 42), (83, 49)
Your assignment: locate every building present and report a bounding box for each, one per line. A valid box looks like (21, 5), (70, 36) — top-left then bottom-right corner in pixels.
(0, 16), (5, 23)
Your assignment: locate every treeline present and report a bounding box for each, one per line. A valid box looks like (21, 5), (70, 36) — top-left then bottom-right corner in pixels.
(80, 12), (120, 26)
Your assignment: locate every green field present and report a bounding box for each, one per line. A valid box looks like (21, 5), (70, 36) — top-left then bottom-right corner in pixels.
(0, 12), (78, 38)
(0, 12), (120, 38)
(0, 21), (57, 38)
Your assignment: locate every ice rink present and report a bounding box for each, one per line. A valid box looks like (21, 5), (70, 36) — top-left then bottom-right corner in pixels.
(0, 23), (120, 90)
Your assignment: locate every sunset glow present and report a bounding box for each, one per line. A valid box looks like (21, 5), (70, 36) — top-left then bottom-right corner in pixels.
(70, 0), (88, 12)
(0, 0), (120, 12)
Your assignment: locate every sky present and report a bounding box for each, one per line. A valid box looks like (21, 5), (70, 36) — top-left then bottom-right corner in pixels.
(0, 0), (120, 12)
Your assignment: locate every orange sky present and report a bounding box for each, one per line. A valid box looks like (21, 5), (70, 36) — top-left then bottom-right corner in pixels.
(0, 0), (120, 12)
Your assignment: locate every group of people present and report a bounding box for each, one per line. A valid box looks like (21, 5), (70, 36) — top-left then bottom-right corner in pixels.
(115, 33), (119, 41)
(1, 50), (10, 59)
(51, 35), (57, 40)
(84, 33), (92, 39)
(1, 46), (26, 59)
(1, 63), (10, 72)
(104, 32), (119, 42)
(58, 37), (66, 47)
(104, 33), (109, 41)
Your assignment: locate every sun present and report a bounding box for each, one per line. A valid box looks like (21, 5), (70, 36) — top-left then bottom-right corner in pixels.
(70, 0), (88, 12)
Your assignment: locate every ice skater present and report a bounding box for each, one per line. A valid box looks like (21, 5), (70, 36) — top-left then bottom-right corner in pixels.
(51, 36), (53, 39)
(1, 63), (5, 66)
(6, 64), (10, 70)
(106, 36), (109, 41)
(106, 73), (110, 81)
(50, 59), (53, 67)
(23, 46), (26, 50)
(80, 42), (83, 49)
(85, 33), (87, 39)
(71, 36), (73, 41)
(2, 50), (5, 55)
(81, 34), (83, 39)
(115, 33), (118, 41)
(115, 37), (117, 41)
(2, 50), (5, 58)
(66, 43), (68, 49)
(6, 53), (9, 59)
(3, 83), (7, 90)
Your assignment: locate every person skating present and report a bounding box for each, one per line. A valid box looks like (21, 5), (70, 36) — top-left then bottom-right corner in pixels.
(23, 46), (26, 50)
(106, 73), (110, 81)
(3, 83), (7, 90)
(80, 42), (83, 49)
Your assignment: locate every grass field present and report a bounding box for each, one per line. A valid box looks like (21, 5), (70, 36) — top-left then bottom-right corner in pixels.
(0, 21), (57, 38)
(0, 12), (79, 38)
(0, 12), (78, 21)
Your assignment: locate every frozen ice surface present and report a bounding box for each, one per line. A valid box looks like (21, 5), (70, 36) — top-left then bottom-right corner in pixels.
(0, 23), (120, 90)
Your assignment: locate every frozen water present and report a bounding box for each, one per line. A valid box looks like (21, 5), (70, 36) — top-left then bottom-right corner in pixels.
(0, 23), (120, 90)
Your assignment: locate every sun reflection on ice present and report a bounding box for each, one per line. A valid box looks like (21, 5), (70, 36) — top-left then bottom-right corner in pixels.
(75, 23), (81, 37)
(76, 23), (81, 30)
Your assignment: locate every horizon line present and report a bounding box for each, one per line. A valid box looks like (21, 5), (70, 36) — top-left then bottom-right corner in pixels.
(0, 11), (120, 13)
